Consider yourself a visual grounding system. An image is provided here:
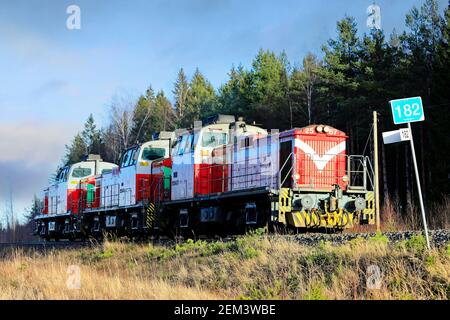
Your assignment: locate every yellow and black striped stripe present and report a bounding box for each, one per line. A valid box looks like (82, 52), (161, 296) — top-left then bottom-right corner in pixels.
(146, 202), (155, 229)
(363, 191), (375, 224)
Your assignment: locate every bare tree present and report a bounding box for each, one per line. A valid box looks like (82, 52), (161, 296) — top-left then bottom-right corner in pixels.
(299, 53), (322, 124)
(104, 95), (136, 162)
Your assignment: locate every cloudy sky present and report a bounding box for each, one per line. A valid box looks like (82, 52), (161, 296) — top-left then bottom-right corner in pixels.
(0, 0), (447, 222)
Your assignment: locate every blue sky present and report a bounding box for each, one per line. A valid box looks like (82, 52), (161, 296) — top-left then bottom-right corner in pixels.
(0, 0), (447, 222)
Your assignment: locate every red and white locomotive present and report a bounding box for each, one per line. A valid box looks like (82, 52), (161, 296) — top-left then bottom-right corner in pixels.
(35, 115), (375, 240)
(38, 155), (117, 240)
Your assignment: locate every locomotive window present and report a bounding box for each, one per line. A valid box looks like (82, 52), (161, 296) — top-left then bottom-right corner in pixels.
(239, 136), (253, 149)
(177, 134), (192, 156)
(56, 167), (69, 182)
(177, 135), (186, 155)
(72, 168), (92, 178)
(128, 149), (137, 166)
(64, 167), (69, 181)
(120, 148), (138, 167)
(56, 170), (63, 182)
(142, 147), (166, 161)
(172, 136), (182, 155)
(120, 150), (130, 167)
(185, 134), (194, 153)
(202, 132), (227, 148)
(192, 132), (199, 151)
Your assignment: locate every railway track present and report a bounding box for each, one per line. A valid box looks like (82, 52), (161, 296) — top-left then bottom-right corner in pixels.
(1, 229), (449, 250)
(290, 229), (450, 247)
(0, 241), (91, 250)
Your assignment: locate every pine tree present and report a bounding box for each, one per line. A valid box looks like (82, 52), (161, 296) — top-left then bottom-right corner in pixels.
(81, 114), (103, 155)
(154, 90), (175, 132)
(184, 68), (216, 126)
(321, 17), (361, 124)
(64, 133), (87, 165)
(217, 64), (250, 118)
(173, 68), (189, 127)
(402, 0), (445, 201)
(131, 86), (156, 144)
(245, 49), (291, 128)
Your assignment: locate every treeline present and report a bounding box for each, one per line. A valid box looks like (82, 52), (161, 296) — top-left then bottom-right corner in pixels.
(61, 0), (448, 217)
(0, 196), (38, 242)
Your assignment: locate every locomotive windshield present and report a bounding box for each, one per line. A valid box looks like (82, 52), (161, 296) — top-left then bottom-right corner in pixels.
(202, 131), (227, 148)
(142, 147), (166, 161)
(72, 167), (92, 178)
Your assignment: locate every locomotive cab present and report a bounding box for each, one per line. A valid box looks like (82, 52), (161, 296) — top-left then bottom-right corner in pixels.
(45, 156), (117, 216)
(99, 132), (175, 208)
(171, 115), (267, 201)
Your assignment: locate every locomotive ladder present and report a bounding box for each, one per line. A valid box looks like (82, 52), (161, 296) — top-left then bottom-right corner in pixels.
(145, 176), (165, 232)
(279, 152), (295, 188)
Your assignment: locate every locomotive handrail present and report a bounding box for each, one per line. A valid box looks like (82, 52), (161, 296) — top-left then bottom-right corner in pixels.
(194, 161), (278, 194)
(279, 152), (294, 188)
(364, 156), (375, 190)
(346, 155), (374, 191)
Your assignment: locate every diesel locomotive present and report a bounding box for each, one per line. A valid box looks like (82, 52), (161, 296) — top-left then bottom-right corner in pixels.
(34, 115), (375, 240)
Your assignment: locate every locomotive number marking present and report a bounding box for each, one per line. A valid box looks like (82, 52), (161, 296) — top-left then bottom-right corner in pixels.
(105, 216), (117, 227)
(327, 128), (337, 136)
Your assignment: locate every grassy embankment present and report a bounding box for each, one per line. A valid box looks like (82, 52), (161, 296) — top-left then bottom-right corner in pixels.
(0, 231), (449, 300)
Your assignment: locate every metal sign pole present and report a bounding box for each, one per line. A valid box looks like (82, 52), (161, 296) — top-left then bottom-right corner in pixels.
(407, 122), (431, 250)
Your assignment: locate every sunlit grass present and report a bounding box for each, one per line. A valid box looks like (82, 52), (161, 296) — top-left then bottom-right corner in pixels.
(0, 234), (448, 300)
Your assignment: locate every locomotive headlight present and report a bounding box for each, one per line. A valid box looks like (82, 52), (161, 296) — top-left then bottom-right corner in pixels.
(316, 125), (324, 133)
(294, 174), (300, 180)
(323, 126), (330, 133)
(342, 175), (349, 182)
(201, 150), (210, 157)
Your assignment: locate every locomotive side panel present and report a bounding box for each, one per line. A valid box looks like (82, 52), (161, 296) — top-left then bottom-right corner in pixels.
(231, 134), (279, 192)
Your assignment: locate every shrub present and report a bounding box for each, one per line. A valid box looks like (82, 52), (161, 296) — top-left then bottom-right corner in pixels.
(233, 237), (261, 259)
(302, 283), (328, 300)
(405, 234), (427, 254)
(147, 246), (176, 261)
(368, 232), (388, 244)
(97, 248), (114, 259)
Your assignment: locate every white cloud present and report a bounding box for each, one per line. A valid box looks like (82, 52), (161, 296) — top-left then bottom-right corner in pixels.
(0, 120), (79, 221)
(0, 120), (77, 163)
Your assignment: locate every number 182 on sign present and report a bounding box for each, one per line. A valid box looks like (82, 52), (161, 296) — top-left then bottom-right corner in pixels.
(390, 96), (425, 125)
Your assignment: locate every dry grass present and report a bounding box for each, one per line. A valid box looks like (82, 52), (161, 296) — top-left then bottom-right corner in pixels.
(380, 194), (450, 232)
(0, 234), (449, 300)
